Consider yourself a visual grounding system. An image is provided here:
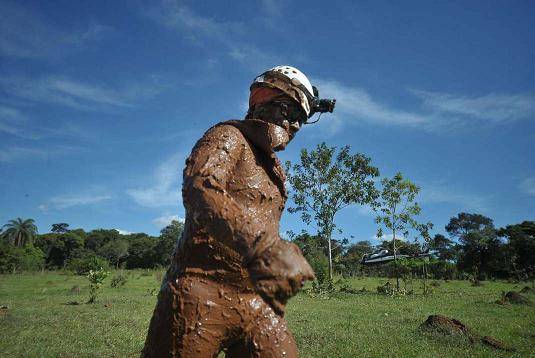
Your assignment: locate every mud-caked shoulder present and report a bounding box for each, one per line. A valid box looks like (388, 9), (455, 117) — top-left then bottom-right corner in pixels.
(197, 123), (247, 150)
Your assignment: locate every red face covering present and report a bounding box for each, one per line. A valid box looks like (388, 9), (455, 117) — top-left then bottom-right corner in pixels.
(249, 87), (285, 108)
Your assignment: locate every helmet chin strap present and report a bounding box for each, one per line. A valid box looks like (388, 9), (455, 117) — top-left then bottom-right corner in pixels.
(305, 112), (323, 125)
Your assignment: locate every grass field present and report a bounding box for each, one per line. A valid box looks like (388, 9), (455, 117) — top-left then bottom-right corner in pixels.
(0, 271), (533, 357)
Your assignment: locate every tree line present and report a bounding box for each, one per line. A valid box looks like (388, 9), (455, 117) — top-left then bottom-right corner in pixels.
(0, 219), (184, 274)
(0, 214), (533, 281)
(292, 213), (534, 282)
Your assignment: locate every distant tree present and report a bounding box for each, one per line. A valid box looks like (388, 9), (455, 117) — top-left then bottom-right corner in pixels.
(51, 223), (70, 233)
(154, 220), (184, 266)
(347, 240), (374, 257)
(286, 143), (380, 279)
(375, 173), (432, 291)
(378, 238), (422, 255)
(428, 234), (457, 261)
(291, 231), (330, 281)
(85, 229), (120, 252)
(125, 233), (157, 269)
(497, 221), (535, 279)
(445, 213), (505, 279)
(446, 213), (494, 238)
(2, 218), (38, 247)
(99, 239), (129, 269)
(340, 240), (374, 276)
(46, 232), (85, 268)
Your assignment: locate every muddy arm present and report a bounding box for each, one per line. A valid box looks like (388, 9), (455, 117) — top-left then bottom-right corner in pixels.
(182, 125), (273, 261)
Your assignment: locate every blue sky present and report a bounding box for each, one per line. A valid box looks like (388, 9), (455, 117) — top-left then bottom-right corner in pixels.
(1, 0), (534, 244)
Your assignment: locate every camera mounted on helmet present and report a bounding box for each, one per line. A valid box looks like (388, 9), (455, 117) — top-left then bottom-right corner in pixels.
(308, 85), (336, 123)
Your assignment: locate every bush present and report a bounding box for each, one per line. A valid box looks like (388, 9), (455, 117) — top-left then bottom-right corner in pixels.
(305, 253), (329, 284)
(66, 255), (109, 275)
(310, 277), (334, 297)
(87, 268), (109, 303)
(110, 273), (127, 288)
(377, 282), (394, 295)
(0, 243), (45, 273)
(428, 260), (458, 280)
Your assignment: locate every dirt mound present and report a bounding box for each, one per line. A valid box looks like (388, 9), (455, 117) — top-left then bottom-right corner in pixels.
(481, 336), (515, 352)
(505, 291), (531, 305)
(421, 315), (514, 351)
(519, 286), (531, 294)
(420, 315), (476, 342)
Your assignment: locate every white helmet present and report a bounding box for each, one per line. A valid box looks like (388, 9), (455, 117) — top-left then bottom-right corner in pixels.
(251, 65), (315, 117)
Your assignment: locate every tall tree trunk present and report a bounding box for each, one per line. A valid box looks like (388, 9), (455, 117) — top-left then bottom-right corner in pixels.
(327, 236), (333, 280)
(393, 229), (399, 291)
(422, 260), (427, 294)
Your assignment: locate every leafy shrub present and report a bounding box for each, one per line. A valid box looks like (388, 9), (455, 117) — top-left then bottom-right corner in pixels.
(87, 268), (109, 303)
(66, 255), (109, 275)
(377, 282), (394, 295)
(430, 281), (441, 287)
(0, 242), (45, 273)
(335, 278), (365, 294)
(309, 274), (335, 298)
(0, 243), (45, 273)
(427, 260), (458, 280)
(110, 273), (127, 288)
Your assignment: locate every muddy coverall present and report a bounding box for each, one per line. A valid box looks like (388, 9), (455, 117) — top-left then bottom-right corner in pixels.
(143, 119), (315, 357)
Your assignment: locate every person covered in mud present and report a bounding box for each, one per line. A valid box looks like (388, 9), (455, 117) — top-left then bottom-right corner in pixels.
(143, 66), (335, 358)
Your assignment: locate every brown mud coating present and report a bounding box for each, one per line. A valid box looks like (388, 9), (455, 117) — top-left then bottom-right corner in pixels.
(143, 118), (315, 357)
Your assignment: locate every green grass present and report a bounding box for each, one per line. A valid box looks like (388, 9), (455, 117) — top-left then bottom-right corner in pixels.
(0, 272), (533, 357)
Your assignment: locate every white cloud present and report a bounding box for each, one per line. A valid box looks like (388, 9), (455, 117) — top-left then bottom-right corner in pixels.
(0, 147), (40, 162)
(228, 46), (282, 73)
(38, 204), (49, 213)
(519, 177), (535, 196)
(1, 76), (165, 111)
(419, 182), (489, 212)
(414, 90), (535, 124)
(116, 229), (133, 235)
(127, 153), (184, 207)
(373, 233), (407, 242)
(314, 79), (427, 127)
(311, 79), (535, 134)
(0, 104), (97, 140)
(0, 105), (37, 139)
(149, 0), (240, 42)
(0, 145), (74, 162)
(260, 0), (282, 16)
(148, 1), (286, 73)
(153, 214), (185, 228)
(356, 205), (375, 217)
(0, 105), (23, 122)
(0, 2), (112, 59)
(49, 194), (111, 209)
